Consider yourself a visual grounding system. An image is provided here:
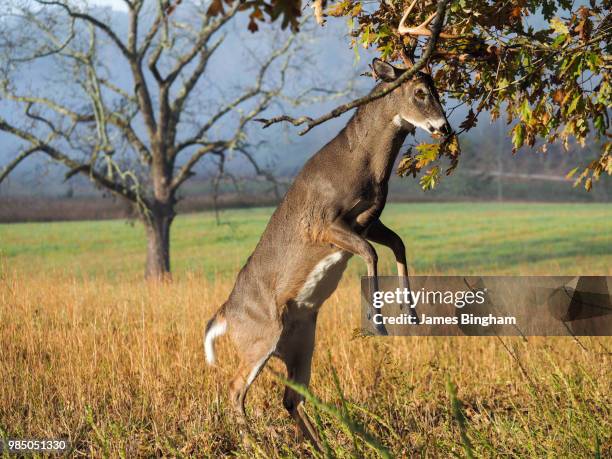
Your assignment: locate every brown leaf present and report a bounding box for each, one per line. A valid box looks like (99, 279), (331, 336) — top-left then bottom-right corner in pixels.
(459, 109), (478, 132)
(206, 0), (224, 17)
(552, 89), (564, 105)
(574, 18), (592, 41)
(248, 18), (259, 32)
(509, 6), (522, 21)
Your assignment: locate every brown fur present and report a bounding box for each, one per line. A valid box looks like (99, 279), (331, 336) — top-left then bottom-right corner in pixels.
(205, 62), (450, 446)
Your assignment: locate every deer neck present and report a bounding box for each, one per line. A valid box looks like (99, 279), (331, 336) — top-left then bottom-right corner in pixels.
(344, 92), (410, 184)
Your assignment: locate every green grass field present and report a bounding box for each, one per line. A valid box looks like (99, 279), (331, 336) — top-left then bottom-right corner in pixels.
(1, 202), (610, 279)
(1, 202), (611, 457)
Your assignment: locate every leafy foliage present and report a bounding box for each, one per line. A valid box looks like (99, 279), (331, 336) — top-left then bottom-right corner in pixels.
(202, 0), (304, 31)
(335, 0), (611, 190)
(397, 134), (460, 189)
(244, 0), (611, 190)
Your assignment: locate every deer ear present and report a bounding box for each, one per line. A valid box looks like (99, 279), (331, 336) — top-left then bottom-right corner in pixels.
(371, 58), (402, 82)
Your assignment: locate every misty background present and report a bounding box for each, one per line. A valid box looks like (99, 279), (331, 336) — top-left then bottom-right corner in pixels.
(1, 1), (609, 222)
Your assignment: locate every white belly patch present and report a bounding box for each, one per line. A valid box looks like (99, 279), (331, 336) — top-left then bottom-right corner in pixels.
(295, 251), (352, 308)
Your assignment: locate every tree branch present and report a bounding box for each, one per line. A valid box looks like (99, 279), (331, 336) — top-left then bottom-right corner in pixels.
(1, 86), (93, 123)
(256, 0), (450, 135)
(138, 6), (164, 59)
(236, 145), (283, 200)
(170, 141), (227, 190)
(0, 146), (40, 184)
(0, 117), (141, 203)
(169, 35), (224, 127)
(174, 33), (296, 155)
(31, 0), (157, 140)
(3, 86), (151, 164)
(163, 2), (240, 87)
(34, 0), (131, 59)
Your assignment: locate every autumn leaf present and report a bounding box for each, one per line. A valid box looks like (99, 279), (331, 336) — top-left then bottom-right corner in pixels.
(206, 0), (224, 17)
(459, 109), (478, 132)
(565, 167), (579, 179)
(552, 89), (565, 105)
(415, 143), (440, 168)
(248, 18), (259, 32)
(550, 17), (569, 35)
(509, 6), (522, 22)
(512, 123), (525, 152)
(327, 0), (351, 17)
(420, 166), (440, 190)
(396, 153), (415, 177)
(250, 0), (611, 191)
(444, 135), (461, 157)
(574, 19), (591, 41)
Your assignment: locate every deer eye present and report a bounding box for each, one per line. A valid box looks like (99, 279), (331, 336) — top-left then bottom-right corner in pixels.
(415, 88), (427, 99)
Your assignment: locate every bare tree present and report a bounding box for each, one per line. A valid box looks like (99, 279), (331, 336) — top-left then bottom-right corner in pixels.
(0, 0), (314, 279)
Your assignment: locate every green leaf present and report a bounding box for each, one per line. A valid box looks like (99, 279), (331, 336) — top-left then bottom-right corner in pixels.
(520, 99), (532, 121)
(379, 42), (393, 59)
(567, 94), (581, 115)
(551, 34), (567, 47)
(512, 123), (525, 150)
(550, 17), (569, 35)
(353, 40), (360, 62)
(376, 25), (390, 40)
(496, 77), (510, 91)
(415, 143), (441, 168)
(361, 25), (370, 48)
(565, 167), (579, 179)
(420, 166), (440, 190)
(594, 113), (606, 135)
(586, 53), (601, 72)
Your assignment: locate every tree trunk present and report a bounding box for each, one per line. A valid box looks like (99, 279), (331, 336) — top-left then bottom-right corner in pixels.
(146, 138), (176, 279)
(144, 206), (174, 280)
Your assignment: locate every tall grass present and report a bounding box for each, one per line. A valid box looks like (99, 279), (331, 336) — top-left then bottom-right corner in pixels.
(0, 272), (610, 457)
(1, 203), (610, 456)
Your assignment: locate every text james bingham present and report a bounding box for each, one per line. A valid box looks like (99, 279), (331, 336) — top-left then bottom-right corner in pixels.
(373, 312), (517, 327)
(369, 288), (517, 327)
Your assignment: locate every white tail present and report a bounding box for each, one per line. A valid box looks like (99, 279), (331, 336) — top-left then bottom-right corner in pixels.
(204, 316), (227, 365)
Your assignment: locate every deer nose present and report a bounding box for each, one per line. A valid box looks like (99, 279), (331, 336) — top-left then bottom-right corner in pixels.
(428, 122), (451, 136)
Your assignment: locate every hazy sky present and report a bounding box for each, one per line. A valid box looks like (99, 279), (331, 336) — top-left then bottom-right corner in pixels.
(88, 0), (128, 11)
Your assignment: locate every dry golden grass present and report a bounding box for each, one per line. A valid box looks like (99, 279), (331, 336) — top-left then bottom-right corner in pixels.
(1, 270), (610, 457)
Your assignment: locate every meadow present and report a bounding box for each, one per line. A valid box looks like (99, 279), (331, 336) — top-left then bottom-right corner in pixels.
(0, 202), (611, 457)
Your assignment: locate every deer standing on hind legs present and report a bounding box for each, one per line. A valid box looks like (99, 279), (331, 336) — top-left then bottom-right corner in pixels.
(204, 1), (453, 448)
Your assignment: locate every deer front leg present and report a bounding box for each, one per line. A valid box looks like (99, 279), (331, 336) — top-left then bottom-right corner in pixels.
(366, 219), (408, 278)
(323, 220), (388, 336)
(366, 220), (418, 321)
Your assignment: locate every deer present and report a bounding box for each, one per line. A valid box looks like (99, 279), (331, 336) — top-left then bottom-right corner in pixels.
(204, 1), (452, 447)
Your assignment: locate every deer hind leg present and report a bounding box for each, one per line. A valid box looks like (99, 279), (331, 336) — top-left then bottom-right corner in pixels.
(277, 313), (322, 449)
(228, 317), (281, 427)
(284, 356), (322, 450)
(229, 351), (271, 422)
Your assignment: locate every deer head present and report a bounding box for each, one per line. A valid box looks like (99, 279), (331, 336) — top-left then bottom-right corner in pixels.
(371, 58), (451, 136)
(369, 0), (454, 136)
